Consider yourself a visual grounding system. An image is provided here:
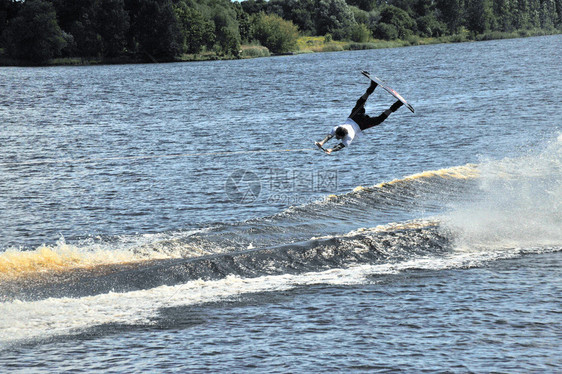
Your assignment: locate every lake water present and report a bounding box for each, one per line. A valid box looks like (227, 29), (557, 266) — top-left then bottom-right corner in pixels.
(0, 35), (561, 372)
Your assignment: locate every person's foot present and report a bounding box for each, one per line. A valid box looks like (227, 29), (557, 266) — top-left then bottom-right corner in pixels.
(366, 80), (378, 95)
(390, 100), (403, 112)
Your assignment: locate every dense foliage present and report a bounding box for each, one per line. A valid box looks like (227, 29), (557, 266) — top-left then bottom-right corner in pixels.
(0, 0), (560, 63)
(251, 12), (299, 52)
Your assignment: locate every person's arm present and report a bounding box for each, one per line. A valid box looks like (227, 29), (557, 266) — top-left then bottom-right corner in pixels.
(325, 143), (345, 154)
(316, 134), (333, 147)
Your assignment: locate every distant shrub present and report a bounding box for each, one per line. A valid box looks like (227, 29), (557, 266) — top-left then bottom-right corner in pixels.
(374, 23), (399, 40)
(476, 31), (517, 41)
(331, 28), (352, 41)
(321, 43), (344, 52)
(350, 23), (371, 43)
(240, 45), (270, 58)
(406, 35), (420, 45)
(416, 14), (447, 37)
(251, 13), (299, 54)
(449, 33), (468, 43)
(517, 28), (550, 37)
(377, 5), (416, 39)
(347, 42), (377, 50)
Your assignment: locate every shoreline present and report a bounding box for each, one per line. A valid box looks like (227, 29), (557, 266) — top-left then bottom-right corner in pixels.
(1, 29), (559, 67)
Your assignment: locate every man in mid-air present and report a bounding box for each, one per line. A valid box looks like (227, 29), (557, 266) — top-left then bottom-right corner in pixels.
(315, 76), (404, 154)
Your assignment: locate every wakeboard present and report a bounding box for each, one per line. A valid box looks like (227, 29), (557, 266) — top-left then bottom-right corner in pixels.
(315, 141), (328, 153)
(361, 71), (415, 113)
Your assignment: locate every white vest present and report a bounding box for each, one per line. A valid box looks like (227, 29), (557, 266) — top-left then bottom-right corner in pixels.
(331, 118), (363, 147)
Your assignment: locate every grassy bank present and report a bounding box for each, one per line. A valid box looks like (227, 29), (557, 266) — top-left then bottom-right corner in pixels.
(296, 36), (408, 53)
(0, 46), (270, 66)
(0, 28), (559, 66)
(295, 28), (561, 54)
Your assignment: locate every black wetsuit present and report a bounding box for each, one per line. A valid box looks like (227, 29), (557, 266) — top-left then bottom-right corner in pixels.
(349, 84), (400, 131)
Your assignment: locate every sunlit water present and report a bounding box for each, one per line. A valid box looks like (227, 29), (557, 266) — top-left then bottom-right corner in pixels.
(0, 35), (561, 372)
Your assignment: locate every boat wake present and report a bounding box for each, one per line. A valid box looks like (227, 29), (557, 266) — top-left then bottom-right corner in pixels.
(1, 135), (560, 347)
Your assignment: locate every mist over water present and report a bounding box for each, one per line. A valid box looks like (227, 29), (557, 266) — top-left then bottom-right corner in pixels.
(444, 133), (562, 250)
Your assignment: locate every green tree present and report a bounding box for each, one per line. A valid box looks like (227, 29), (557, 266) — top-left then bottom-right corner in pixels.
(249, 0), (316, 35)
(436, 0), (465, 33)
(376, 5), (416, 39)
(374, 22), (398, 39)
(215, 25), (240, 56)
(492, 0), (515, 31)
(240, 0), (267, 15)
(350, 6), (369, 25)
(126, 0), (182, 60)
(282, 0), (316, 35)
(51, 0), (92, 32)
(67, 0), (128, 58)
(290, 7), (316, 34)
(513, 0), (530, 29)
(554, 0), (562, 29)
(251, 12), (299, 53)
(466, 0), (494, 33)
(94, 0), (129, 57)
(70, 10), (103, 57)
(528, 0), (540, 27)
(0, 0), (21, 45)
(350, 23), (371, 41)
(346, 0), (377, 12)
(539, 0), (556, 29)
(211, 5), (241, 56)
(0, 1), (7, 40)
(416, 14), (447, 36)
(315, 0), (356, 37)
(3, 0), (66, 63)
(50, 0), (92, 56)
(412, 0), (433, 17)
(387, 0), (416, 16)
(233, 2), (252, 43)
(175, 2), (214, 53)
(350, 6), (380, 37)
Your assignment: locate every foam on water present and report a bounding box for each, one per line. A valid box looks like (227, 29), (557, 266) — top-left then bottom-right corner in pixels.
(0, 240), (542, 349)
(346, 163), (479, 195)
(372, 164), (480, 188)
(0, 240), (141, 281)
(0, 230), (211, 281)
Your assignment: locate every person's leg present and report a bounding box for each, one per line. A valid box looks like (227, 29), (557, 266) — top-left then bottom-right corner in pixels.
(349, 81), (378, 118)
(359, 100), (403, 131)
(364, 80), (378, 98)
(389, 100), (403, 113)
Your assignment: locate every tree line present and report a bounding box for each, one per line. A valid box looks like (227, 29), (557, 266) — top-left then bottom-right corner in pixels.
(0, 0), (560, 64)
(244, 0), (561, 40)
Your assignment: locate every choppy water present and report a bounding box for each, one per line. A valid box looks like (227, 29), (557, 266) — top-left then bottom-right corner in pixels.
(0, 35), (561, 372)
